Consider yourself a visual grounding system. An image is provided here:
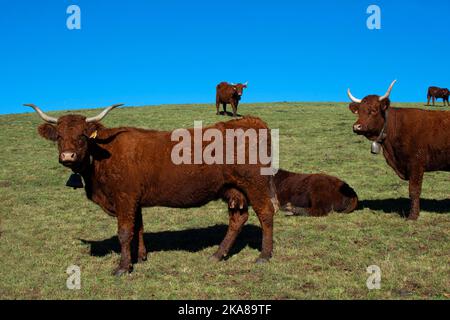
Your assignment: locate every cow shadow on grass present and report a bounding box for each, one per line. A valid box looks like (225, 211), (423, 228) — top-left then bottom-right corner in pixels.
(218, 111), (242, 117)
(80, 224), (261, 262)
(359, 198), (450, 217)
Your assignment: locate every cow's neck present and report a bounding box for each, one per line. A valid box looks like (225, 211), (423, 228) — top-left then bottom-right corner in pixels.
(380, 108), (407, 180)
(79, 145), (105, 200)
(79, 159), (95, 199)
(382, 108), (398, 146)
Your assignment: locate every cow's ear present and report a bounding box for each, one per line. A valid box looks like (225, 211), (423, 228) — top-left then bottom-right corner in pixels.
(380, 98), (390, 111)
(84, 122), (104, 140)
(38, 123), (58, 141)
(349, 103), (360, 114)
(95, 128), (128, 142)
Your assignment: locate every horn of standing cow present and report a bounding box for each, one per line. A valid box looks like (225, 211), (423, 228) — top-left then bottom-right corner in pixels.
(244, 81), (248, 86)
(85, 103), (124, 123)
(347, 89), (362, 103)
(24, 104), (58, 123)
(378, 80), (397, 101)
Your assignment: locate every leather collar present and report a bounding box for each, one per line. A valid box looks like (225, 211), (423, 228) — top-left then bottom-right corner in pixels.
(376, 109), (389, 144)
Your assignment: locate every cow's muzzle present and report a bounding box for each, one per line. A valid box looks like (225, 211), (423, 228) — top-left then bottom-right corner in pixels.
(353, 124), (363, 133)
(60, 152), (78, 165)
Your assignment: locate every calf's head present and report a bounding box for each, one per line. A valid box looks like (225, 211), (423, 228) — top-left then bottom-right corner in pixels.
(347, 80), (396, 140)
(27, 103), (123, 171)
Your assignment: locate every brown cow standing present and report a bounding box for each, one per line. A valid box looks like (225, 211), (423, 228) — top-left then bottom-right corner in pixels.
(426, 86), (450, 106)
(348, 80), (450, 220)
(223, 169), (358, 216)
(216, 81), (247, 117)
(28, 104), (278, 275)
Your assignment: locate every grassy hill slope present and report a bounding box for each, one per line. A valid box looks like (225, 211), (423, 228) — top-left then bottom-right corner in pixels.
(0, 102), (448, 299)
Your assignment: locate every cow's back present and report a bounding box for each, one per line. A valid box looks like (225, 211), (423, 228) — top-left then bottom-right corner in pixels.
(216, 82), (234, 103)
(95, 117), (272, 208)
(383, 108), (450, 178)
(428, 86), (440, 96)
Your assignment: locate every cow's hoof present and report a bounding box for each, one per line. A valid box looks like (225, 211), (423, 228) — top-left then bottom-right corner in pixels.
(113, 265), (132, 276)
(209, 253), (223, 262)
(138, 254), (147, 263)
(255, 257), (270, 264)
(407, 214), (419, 221)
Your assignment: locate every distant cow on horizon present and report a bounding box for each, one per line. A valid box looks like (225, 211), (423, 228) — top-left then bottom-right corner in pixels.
(427, 86), (449, 106)
(216, 81), (248, 117)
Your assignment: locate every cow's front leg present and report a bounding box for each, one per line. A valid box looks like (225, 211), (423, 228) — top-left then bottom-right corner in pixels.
(114, 202), (137, 276)
(408, 169), (423, 220)
(231, 101), (238, 117)
(216, 100), (220, 115)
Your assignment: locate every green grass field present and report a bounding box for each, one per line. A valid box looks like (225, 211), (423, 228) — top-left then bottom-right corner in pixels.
(0, 102), (449, 299)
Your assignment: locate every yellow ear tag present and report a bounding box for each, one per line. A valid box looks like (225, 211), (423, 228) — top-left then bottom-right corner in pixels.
(89, 130), (98, 139)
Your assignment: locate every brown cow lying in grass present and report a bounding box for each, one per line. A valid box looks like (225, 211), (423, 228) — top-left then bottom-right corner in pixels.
(223, 169), (358, 216)
(29, 104), (278, 275)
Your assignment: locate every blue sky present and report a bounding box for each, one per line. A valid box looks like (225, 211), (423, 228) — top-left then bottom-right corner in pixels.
(1, 0), (449, 114)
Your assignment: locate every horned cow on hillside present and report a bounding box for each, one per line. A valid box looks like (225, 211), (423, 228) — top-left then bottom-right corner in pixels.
(348, 80), (450, 220)
(29, 104), (278, 275)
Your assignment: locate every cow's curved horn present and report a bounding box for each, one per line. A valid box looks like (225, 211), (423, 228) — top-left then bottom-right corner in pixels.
(347, 89), (362, 103)
(379, 80), (397, 101)
(25, 104), (58, 123)
(86, 104), (124, 123)
(229, 82), (236, 86)
(244, 81), (248, 86)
